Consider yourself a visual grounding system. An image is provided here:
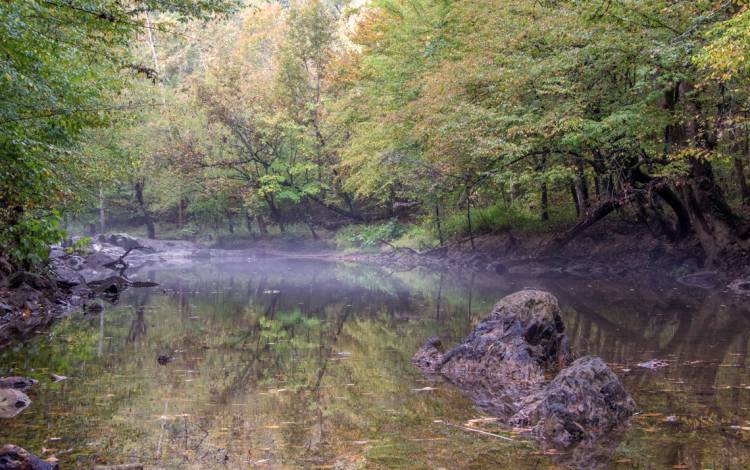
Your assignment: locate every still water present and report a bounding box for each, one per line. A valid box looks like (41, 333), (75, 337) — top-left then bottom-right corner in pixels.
(2, 256), (750, 469)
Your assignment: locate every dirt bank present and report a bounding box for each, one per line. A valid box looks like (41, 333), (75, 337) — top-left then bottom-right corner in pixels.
(347, 219), (750, 295)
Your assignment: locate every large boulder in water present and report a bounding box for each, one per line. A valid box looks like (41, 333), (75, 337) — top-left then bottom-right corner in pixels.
(0, 445), (58, 470)
(432, 291), (569, 408)
(412, 290), (634, 459)
(512, 356), (636, 447)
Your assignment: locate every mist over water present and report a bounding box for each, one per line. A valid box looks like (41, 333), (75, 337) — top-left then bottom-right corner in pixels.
(1, 256), (749, 468)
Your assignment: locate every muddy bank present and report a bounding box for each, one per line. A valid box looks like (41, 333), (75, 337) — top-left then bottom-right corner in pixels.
(349, 220), (750, 295)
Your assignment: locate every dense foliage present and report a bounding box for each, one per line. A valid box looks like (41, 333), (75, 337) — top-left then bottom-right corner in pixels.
(0, 0), (236, 266)
(5, 0), (750, 265)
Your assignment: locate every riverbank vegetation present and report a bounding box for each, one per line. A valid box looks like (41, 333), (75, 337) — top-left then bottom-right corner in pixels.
(4, 0), (750, 268)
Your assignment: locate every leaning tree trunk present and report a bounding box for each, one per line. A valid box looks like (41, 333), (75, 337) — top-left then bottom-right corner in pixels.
(668, 81), (744, 262)
(570, 182), (580, 217)
(680, 158), (740, 262)
(134, 179), (156, 239)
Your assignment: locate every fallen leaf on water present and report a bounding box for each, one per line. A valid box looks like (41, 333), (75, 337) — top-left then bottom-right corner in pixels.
(411, 387), (437, 392)
(637, 359), (669, 370)
(465, 417), (499, 426)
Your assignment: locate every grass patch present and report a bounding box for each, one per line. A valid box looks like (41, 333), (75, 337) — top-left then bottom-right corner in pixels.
(334, 221), (407, 250)
(442, 203), (576, 238)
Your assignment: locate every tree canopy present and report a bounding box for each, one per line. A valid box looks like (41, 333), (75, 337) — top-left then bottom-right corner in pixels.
(4, 0), (750, 265)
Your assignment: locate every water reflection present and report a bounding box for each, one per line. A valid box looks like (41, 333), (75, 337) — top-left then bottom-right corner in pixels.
(0, 258), (749, 469)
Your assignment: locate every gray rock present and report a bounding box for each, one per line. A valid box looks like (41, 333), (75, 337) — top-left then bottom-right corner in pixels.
(412, 337), (444, 374)
(85, 251), (118, 268)
(512, 356), (636, 447)
(0, 377), (37, 391)
(6, 272), (53, 291)
(0, 389), (31, 419)
(99, 233), (143, 251)
(0, 444), (58, 470)
(413, 290), (633, 455)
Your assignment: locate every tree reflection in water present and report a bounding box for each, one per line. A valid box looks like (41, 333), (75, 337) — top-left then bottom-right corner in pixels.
(1, 259), (749, 469)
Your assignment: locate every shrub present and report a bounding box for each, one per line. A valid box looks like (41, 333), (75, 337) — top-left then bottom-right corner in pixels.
(0, 210), (66, 269)
(335, 221), (407, 249)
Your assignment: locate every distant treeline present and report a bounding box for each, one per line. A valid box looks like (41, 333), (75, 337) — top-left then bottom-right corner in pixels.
(3, 0), (750, 266)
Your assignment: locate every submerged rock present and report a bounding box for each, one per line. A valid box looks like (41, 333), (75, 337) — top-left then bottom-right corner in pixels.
(512, 356), (636, 447)
(0, 389), (31, 419)
(432, 290), (570, 415)
(0, 377), (37, 391)
(412, 290), (634, 461)
(157, 354), (175, 365)
(411, 336), (444, 374)
(0, 444), (58, 470)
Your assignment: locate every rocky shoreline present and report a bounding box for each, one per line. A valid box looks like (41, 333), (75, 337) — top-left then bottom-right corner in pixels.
(0, 234), (179, 348)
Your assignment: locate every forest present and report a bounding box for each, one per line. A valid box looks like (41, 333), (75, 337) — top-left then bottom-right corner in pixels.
(5, 2), (750, 469)
(3, 0), (750, 269)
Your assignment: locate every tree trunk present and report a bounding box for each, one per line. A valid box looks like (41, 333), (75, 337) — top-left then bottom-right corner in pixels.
(681, 158), (740, 262)
(570, 182), (580, 217)
(144, 11), (166, 106)
(573, 158), (589, 213)
(734, 156), (750, 206)
(245, 210), (253, 234)
(306, 221), (319, 240)
(177, 198), (187, 229)
(630, 168), (691, 239)
(134, 179), (156, 239)
(540, 181), (549, 222)
(98, 183), (105, 234)
(257, 215), (268, 235)
(666, 81), (743, 261)
(265, 196), (285, 233)
(466, 196), (475, 251)
(435, 203), (444, 246)
(544, 198), (623, 254)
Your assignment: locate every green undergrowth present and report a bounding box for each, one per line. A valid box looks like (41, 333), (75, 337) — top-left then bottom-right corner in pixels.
(68, 203), (578, 253)
(334, 203), (578, 252)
